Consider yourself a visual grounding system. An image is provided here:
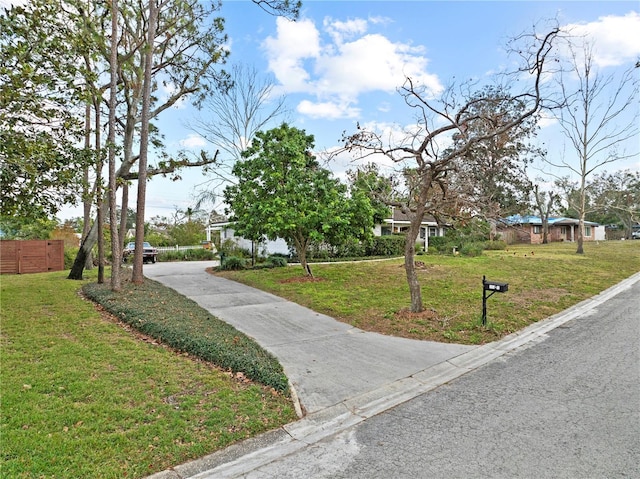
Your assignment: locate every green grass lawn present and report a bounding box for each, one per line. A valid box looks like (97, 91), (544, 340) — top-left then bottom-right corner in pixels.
(3, 240), (638, 477)
(217, 241), (640, 344)
(1, 270), (297, 479)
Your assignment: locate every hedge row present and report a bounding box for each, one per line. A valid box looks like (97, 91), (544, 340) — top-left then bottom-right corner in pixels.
(220, 255), (288, 271)
(303, 235), (406, 261)
(428, 237), (507, 256)
(83, 278), (289, 392)
(158, 249), (217, 262)
(369, 235), (406, 256)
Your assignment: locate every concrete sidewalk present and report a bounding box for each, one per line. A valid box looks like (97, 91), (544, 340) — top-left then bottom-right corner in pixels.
(145, 262), (640, 479)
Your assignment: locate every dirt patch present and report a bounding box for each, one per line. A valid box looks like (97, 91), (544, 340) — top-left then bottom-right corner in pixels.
(508, 288), (569, 308)
(397, 261), (434, 270)
(394, 307), (440, 321)
(279, 276), (326, 284)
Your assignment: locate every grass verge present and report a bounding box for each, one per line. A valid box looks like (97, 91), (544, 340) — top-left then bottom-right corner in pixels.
(216, 241), (640, 345)
(1, 270), (297, 479)
(83, 272), (289, 392)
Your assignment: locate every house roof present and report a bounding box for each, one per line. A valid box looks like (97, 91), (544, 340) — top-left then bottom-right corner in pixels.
(503, 215), (600, 227)
(383, 209), (440, 224)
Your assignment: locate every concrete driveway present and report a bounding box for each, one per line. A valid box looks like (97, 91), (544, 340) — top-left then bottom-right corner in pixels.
(144, 264), (640, 479)
(144, 261), (474, 415)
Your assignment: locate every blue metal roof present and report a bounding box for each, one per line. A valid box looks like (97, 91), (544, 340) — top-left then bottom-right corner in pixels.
(503, 215), (599, 226)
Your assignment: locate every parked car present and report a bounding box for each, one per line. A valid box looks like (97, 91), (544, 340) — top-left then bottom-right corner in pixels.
(632, 230), (640, 240)
(123, 241), (158, 263)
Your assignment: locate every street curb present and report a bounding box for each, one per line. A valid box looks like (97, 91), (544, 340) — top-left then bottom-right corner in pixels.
(147, 272), (640, 479)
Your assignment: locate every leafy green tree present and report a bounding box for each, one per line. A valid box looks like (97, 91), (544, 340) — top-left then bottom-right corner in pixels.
(0, 1), (90, 219)
(347, 163), (394, 225)
(224, 124), (372, 276)
(449, 85), (542, 221)
(167, 222), (206, 246)
(0, 216), (57, 240)
(586, 170), (640, 238)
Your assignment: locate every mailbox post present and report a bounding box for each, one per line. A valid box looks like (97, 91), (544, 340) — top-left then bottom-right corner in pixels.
(482, 275), (508, 326)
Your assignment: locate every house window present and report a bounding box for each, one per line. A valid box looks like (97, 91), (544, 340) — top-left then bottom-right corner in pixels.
(419, 228), (426, 239)
(584, 225), (592, 237)
(429, 227), (438, 237)
(533, 225), (542, 234)
(381, 227), (392, 236)
(561, 226), (567, 235)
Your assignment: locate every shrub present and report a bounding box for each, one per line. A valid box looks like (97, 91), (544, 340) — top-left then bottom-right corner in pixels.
(427, 236), (459, 255)
(220, 256), (246, 270)
(267, 256), (288, 268)
(309, 247), (330, 260)
(332, 237), (368, 258)
(64, 247), (79, 269)
(460, 242), (484, 257)
(159, 248), (217, 262)
(368, 235), (405, 256)
(484, 240), (507, 251)
(82, 279), (289, 392)
(219, 239), (251, 258)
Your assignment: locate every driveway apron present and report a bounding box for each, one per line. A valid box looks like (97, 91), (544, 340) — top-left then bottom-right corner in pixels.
(144, 261), (474, 414)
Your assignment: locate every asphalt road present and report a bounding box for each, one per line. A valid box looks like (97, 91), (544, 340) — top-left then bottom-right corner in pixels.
(236, 277), (640, 478)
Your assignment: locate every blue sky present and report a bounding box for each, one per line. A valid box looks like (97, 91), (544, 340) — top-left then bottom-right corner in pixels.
(60, 0), (640, 221)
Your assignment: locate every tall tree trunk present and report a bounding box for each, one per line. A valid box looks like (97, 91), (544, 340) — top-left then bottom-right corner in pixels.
(132, 0), (158, 283)
(119, 184), (129, 250)
(108, 0), (121, 291)
(405, 208), (425, 313)
(577, 188), (586, 254)
(95, 100), (104, 283)
(576, 163), (587, 254)
(82, 103), (94, 270)
(293, 236), (313, 277)
(68, 214), (99, 279)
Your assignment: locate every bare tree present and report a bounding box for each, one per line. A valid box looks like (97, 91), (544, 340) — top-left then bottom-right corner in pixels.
(533, 183), (559, 244)
(343, 28), (560, 313)
(188, 63), (290, 210)
(545, 41), (639, 254)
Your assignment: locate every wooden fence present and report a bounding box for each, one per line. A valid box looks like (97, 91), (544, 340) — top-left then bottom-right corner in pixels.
(0, 240), (65, 274)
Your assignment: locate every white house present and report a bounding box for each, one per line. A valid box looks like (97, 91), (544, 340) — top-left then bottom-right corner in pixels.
(375, 208), (446, 249)
(206, 222), (290, 256)
(207, 209), (447, 257)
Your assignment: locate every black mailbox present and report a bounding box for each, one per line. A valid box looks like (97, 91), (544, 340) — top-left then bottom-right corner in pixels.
(482, 276), (509, 326)
(484, 280), (508, 293)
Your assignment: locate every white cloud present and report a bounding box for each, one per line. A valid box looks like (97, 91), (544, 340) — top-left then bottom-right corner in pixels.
(263, 15), (443, 121)
(262, 17), (320, 93)
(315, 33), (441, 97)
(323, 16), (368, 45)
(563, 11), (640, 67)
(179, 134), (207, 148)
(297, 100), (360, 120)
